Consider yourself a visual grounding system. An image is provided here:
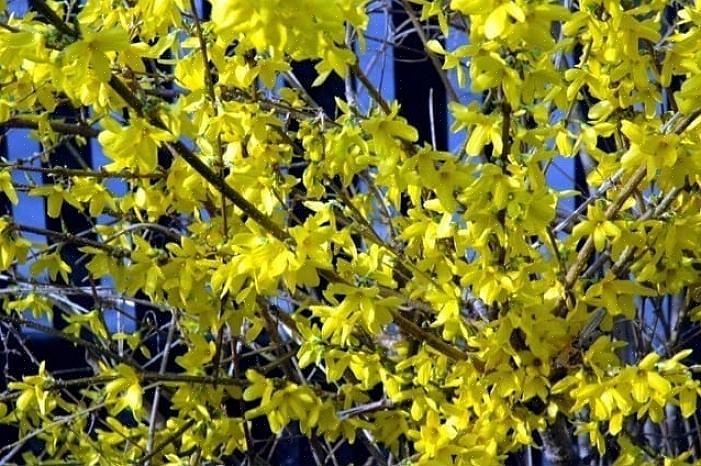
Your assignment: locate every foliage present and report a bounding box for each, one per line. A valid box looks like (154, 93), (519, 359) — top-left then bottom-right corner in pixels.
(0, 0), (700, 464)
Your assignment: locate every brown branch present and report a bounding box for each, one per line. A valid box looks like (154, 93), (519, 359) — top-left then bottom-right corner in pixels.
(0, 22), (21, 33)
(37, 371), (248, 394)
(352, 62), (392, 114)
(0, 162), (162, 180)
(31, 0), (78, 38)
(563, 165), (646, 290)
(500, 101), (512, 160)
(188, 0), (216, 109)
(164, 141), (291, 242)
(134, 419), (196, 466)
(1, 118), (100, 139)
(393, 308), (468, 360)
(11, 223), (130, 258)
(108, 75), (147, 117)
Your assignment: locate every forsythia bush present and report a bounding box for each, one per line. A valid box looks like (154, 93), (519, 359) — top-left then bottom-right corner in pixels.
(0, 0), (700, 464)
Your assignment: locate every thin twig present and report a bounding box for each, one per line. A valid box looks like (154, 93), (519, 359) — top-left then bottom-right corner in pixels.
(134, 419), (196, 466)
(0, 162), (162, 180)
(145, 311), (177, 463)
(399, 0), (458, 102)
(11, 223), (130, 257)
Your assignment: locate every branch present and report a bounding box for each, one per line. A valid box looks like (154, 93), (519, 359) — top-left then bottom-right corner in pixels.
(563, 164), (646, 290)
(188, 0), (229, 239)
(399, 0), (459, 103)
(500, 101), (512, 161)
(351, 61), (391, 114)
(11, 223), (130, 258)
(561, 107), (701, 308)
(540, 414), (578, 466)
(133, 419), (196, 466)
(146, 312), (177, 461)
(164, 141), (290, 242)
(0, 314), (131, 364)
(0, 162), (162, 180)
(1, 118), (100, 138)
(35, 370), (246, 393)
(31, 0), (78, 38)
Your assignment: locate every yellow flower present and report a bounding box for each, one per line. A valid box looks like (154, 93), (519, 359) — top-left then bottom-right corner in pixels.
(412, 410), (458, 459)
